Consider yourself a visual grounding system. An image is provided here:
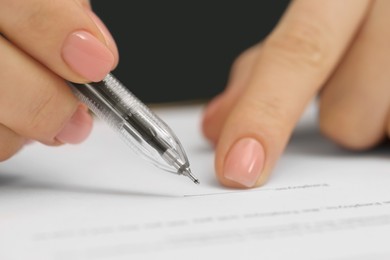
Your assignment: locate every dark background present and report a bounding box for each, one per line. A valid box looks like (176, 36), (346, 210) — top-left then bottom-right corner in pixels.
(91, 1), (290, 103)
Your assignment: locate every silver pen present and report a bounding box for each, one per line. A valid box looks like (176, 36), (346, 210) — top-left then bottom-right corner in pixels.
(68, 73), (199, 184)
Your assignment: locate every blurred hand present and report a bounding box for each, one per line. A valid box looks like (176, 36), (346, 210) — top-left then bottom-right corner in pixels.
(202, 0), (389, 188)
(0, 0), (118, 160)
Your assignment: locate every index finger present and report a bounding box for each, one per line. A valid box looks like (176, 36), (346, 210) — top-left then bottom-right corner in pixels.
(214, 0), (372, 188)
(0, 0), (118, 83)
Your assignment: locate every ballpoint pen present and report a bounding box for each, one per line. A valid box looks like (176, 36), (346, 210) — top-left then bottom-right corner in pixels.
(68, 73), (199, 184)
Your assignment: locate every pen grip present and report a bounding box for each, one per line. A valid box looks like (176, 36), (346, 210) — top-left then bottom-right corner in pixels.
(69, 80), (124, 131)
(68, 74), (187, 172)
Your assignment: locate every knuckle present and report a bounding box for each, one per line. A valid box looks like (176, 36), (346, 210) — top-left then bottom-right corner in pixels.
(231, 54), (247, 74)
(264, 20), (330, 70)
(257, 97), (291, 126)
(319, 111), (382, 151)
(232, 45), (259, 71)
(319, 116), (347, 146)
(18, 1), (57, 37)
(245, 96), (293, 139)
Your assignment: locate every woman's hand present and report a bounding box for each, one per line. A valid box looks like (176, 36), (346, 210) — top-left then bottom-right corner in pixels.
(0, 0), (118, 160)
(202, 0), (389, 188)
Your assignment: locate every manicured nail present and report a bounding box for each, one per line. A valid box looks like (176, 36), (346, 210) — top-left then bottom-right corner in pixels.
(86, 9), (119, 66)
(55, 105), (93, 144)
(62, 31), (115, 82)
(223, 138), (265, 188)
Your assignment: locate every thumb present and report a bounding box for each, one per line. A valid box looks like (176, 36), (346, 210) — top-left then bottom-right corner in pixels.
(0, 0), (118, 83)
(212, 0), (370, 188)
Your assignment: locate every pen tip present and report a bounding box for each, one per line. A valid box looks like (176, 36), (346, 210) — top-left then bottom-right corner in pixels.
(182, 167), (200, 185)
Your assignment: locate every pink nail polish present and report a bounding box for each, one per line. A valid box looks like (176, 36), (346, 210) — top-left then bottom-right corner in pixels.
(223, 138), (265, 188)
(62, 31), (115, 82)
(55, 105), (93, 144)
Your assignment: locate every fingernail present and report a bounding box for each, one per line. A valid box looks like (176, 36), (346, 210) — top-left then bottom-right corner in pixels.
(62, 31), (115, 82)
(86, 9), (119, 66)
(55, 105), (93, 144)
(223, 138), (265, 188)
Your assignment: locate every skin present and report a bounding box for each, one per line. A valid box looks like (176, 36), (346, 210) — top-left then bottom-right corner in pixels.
(202, 0), (390, 188)
(0, 0), (118, 160)
(0, 0), (388, 188)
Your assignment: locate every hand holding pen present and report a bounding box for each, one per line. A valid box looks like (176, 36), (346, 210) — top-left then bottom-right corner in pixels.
(0, 0), (198, 184)
(1, 0), (389, 189)
(0, 0), (117, 156)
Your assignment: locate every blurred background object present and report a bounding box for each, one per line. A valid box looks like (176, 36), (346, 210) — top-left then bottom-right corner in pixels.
(92, 1), (289, 103)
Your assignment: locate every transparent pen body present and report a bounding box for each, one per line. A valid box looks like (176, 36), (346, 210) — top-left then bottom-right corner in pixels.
(68, 74), (190, 174)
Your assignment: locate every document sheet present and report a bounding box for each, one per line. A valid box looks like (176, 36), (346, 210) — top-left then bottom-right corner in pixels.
(0, 103), (389, 260)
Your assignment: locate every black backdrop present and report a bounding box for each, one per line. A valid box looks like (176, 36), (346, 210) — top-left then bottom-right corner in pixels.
(91, 1), (290, 103)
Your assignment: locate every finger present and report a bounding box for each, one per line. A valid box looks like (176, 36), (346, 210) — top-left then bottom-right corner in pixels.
(0, 0), (118, 83)
(202, 44), (261, 145)
(215, 0), (371, 188)
(0, 35), (93, 145)
(0, 124), (25, 162)
(320, 0), (390, 150)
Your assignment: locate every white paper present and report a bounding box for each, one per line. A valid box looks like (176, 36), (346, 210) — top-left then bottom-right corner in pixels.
(0, 102), (389, 260)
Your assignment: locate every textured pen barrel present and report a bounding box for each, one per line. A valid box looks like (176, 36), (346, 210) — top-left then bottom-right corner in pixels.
(68, 74), (190, 174)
